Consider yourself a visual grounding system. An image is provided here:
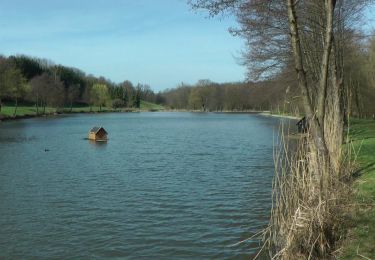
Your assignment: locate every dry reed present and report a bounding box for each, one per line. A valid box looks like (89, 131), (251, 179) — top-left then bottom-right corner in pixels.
(263, 105), (356, 259)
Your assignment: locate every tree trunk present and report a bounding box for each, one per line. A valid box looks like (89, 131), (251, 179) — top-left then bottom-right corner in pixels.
(316, 0), (336, 132)
(0, 98), (2, 112)
(13, 98), (18, 117)
(353, 82), (362, 118)
(36, 94), (39, 115)
(286, 0), (330, 160)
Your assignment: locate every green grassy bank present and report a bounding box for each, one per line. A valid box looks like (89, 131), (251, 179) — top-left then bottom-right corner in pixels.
(0, 101), (165, 120)
(139, 101), (165, 111)
(341, 119), (375, 259)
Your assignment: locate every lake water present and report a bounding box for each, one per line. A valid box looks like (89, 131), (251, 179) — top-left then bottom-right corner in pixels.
(0, 112), (288, 259)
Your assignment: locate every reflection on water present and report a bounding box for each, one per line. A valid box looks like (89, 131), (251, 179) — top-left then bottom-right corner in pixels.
(88, 140), (108, 149)
(0, 112), (292, 258)
(0, 135), (37, 143)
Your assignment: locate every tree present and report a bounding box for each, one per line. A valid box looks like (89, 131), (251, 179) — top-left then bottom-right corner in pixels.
(121, 80), (135, 107)
(191, 0), (372, 167)
(91, 83), (109, 111)
(112, 98), (125, 109)
(0, 58), (28, 114)
(189, 0), (373, 257)
(140, 84), (156, 103)
(162, 84), (192, 109)
(133, 84), (141, 109)
(8, 68), (27, 116)
(8, 55), (44, 80)
(188, 81), (212, 111)
(29, 73), (64, 114)
(52, 65), (86, 105)
(67, 84), (80, 112)
(0, 58), (13, 112)
(122, 88), (129, 107)
(188, 87), (202, 110)
(363, 35), (375, 117)
(83, 76), (97, 111)
(29, 74), (44, 114)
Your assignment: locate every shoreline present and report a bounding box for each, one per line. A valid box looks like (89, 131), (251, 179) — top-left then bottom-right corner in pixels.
(0, 108), (301, 123)
(0, 109), (138, 123)
(258, 111), (300, 120)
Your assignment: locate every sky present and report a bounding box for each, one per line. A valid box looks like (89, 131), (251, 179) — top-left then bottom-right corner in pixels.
(1, 1), (374, 91)
(0, 0), (246, 91)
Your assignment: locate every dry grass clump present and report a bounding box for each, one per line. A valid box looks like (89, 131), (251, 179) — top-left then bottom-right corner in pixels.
(264, 123), (356, 259)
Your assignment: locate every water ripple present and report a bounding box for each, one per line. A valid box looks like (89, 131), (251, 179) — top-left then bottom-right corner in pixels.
(0, 112), (290, 259)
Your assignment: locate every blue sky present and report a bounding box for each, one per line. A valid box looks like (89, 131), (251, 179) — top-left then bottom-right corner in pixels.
(0, 1), (374, 91)
(0, 0), (246, 91)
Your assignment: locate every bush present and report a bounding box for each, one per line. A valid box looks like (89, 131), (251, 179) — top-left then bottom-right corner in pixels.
(112, 98), (124, 109)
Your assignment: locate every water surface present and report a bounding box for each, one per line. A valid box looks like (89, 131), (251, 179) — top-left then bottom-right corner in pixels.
(0, 112), (285, 258)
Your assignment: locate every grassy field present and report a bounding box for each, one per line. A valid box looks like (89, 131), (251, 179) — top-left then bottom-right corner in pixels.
(341, 119), (375, 259)
(0, 105), (56, 117)
(0, 105), (114, 118)
(140, 100), (165, 111)
(0, 101), (165, 119)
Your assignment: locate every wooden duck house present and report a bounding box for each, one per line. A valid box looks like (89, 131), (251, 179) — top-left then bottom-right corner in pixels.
(88, 126), (108, 141)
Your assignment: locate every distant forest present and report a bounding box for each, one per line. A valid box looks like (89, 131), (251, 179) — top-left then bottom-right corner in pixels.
(1, 33), (375, 117)
(0, 55), (156, 113)
(160, 33), (375, 118)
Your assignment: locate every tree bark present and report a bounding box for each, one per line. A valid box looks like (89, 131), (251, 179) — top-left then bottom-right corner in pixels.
(316, 0), (336, 132)
(286, 0), (330, 156)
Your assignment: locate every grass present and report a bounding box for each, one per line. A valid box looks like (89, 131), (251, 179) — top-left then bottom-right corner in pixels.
(0, 105), (113, 118)
(0, 101), (165, 119)
(341, 118), (375, 259)
(63, 106), (115, 113)
(140, 100), (165, 111)
(261, 112), (374, 258)
(0, 105), (56, 117)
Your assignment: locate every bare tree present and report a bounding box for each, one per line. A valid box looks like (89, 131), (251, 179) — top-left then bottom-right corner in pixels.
(29, 73), (64, 114)
(190, 0), (372, 166)
(67, 84), (80, 112)
(189, 0), (373, 257)
(0, 58), (13, 112)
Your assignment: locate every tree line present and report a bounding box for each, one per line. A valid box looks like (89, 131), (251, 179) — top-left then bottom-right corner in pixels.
(158, 79), (293, 112)
(2, 35), (374, 118)
(158, 32), (375, 118)
(0, 55), (159, 115)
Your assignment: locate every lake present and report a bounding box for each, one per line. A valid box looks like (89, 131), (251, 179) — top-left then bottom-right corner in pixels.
(0, 112), (289, 258)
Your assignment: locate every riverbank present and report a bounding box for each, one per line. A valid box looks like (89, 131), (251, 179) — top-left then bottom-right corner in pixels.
(341, 119), (375, 259)
(0, 101), (165, 122)
(0, 106), (131, 122)
(258, 111), (300, 120)
(256, 112), (374, 257)
(155, 109), (300, 118)
(0, 106), (302, 123)
(161, 109), (270, 114)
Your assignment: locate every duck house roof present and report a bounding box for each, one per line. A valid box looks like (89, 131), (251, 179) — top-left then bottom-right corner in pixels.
(90, 126), (108, 135)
